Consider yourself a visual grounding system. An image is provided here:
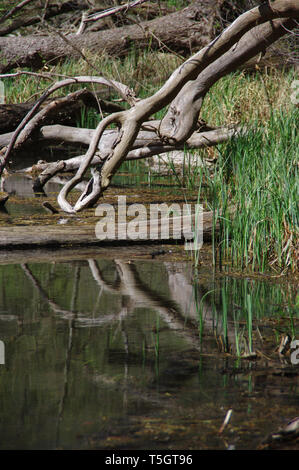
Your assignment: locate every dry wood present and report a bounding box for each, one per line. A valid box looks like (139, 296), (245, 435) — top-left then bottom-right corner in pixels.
(0, 75), (136, 175)
(55, 1), (299, 212)
(20, 124), (243, 191)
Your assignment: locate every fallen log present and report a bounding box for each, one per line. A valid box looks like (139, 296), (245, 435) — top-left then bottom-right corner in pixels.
(29, 124), (245, 192)
(0, 191), (9, 208)
(0, 209), (217, 248)
(0, 123), (245, 161)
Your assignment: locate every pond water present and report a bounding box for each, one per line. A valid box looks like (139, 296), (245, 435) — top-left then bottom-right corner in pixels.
(0, 253), (298, 450)
(0, 156), (298, 450)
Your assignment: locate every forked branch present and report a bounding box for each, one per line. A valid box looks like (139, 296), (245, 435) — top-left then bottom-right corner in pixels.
(57, 0), (299, 212)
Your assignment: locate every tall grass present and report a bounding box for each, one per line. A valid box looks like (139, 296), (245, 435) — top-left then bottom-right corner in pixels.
(154, 68), (297, 272)
(203, 109), (298, 272)
(192, 276), (299, 358)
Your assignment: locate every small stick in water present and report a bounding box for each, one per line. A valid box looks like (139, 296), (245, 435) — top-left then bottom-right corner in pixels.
(219, 409), (233, 435)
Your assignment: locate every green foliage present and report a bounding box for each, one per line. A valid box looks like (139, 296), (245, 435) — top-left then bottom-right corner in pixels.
(193, 108), (298, 272)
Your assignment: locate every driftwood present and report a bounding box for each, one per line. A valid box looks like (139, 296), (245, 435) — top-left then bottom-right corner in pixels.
(0, 75), (137, 174)
(54, 1), (299, 213)
(0, 121), (244, 193)
(0, 122), (245, 163)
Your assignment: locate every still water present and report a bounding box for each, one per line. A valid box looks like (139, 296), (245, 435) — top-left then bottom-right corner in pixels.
(0, 254), (298, 450)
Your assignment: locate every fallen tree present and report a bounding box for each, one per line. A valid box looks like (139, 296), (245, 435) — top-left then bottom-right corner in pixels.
(0, 0), (298, 213)
(0, 1), (219, 73)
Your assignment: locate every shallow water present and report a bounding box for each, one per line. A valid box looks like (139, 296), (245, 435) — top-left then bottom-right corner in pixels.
(0, 255), (298, 450)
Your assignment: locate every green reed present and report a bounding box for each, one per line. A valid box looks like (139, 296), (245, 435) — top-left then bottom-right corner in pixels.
(188, 108), (298, 272)
(193, 276), (298, 358)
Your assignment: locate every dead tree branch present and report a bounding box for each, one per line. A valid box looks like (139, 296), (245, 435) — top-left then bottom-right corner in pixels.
(0, 1), (298, 214)
(0, 0), (35, 25)
(0, 75), (136, 175)
(77, 0), (150, 35)
(55, 1), (299, 212)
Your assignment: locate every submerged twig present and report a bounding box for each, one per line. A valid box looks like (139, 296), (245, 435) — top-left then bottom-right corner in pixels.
(218, 409), (233, 435)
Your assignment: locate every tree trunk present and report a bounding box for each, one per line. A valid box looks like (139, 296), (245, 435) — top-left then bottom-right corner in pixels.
(0, 1), (221, 73)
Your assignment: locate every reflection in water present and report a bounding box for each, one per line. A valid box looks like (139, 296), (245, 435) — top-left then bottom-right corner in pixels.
(0, 258), (298, 450)
(1, 173), (63, 199)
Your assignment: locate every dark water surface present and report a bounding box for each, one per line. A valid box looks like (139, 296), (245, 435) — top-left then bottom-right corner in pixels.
(0, 254), (298, 450)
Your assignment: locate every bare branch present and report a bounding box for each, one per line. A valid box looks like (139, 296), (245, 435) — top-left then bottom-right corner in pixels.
(69, 5), (298, 213)
(77, 0), (150, 34)
(160, 17), (298, 143)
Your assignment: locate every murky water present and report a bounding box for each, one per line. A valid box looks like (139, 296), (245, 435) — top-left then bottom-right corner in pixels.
(0, 158), (298, 450)
(0, 255), (298, 450)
